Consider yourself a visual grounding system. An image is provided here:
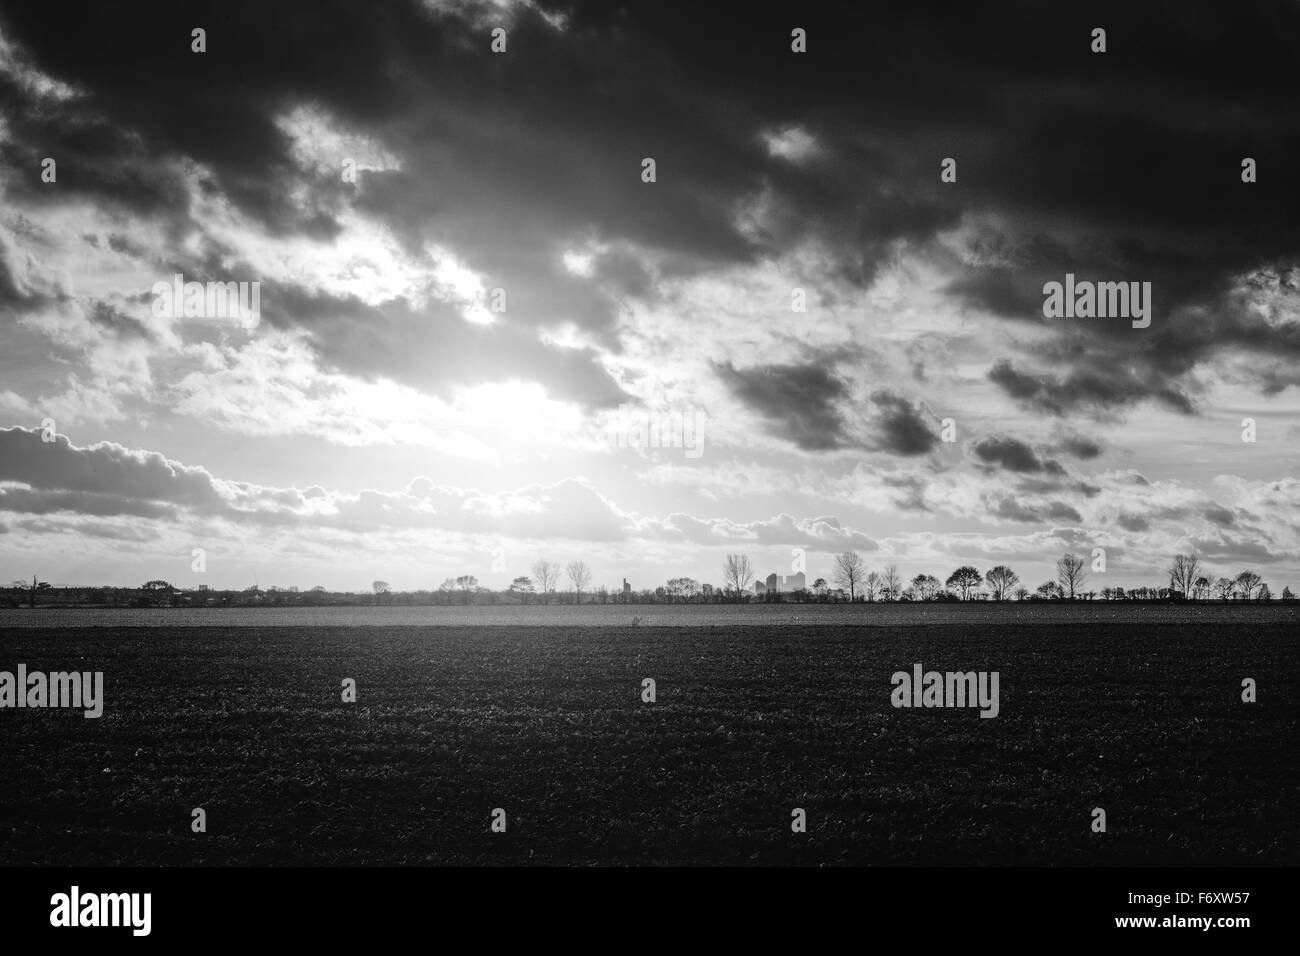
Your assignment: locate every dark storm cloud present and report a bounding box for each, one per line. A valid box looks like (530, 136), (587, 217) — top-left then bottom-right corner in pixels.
(555, 0), (1300, 413)
(88, 301), (152, 340)
(714, 361), (850, 450)
(1203, 504), (1236, 527)
(969, 436), (1064, 474)
(105, 234), (148, 258)
(4, 0), (1300, 419)
(868, 391), (939, 456)
(265, 285), (628, 407)
(1188, 536), (1280, 565)
(714, 363), (938, 456)
(987, 359), (1195, 417)
(1056, 434), (1104, 459)
(0, 427), (224, 510)
(0, 77), (200, 243)
(0, 1), (638, 405)
(1117, 513), (1149, 532)
(1044, 501), (1083, 522)
(0, 486), (177, 520)
(1017, 475), (1097, 498)
(989, 494), (1081, 524)
(879, 471), (930, 512)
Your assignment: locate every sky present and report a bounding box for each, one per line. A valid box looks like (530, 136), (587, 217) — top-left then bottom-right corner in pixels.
(0, 0), (1297, 594)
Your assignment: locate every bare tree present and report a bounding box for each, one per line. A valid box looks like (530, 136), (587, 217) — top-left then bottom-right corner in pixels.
(531, 560), (560, 604)
(1055, 553), (1086, 599)
(1235, 570), (1263, 601)
(833, 551), (866, 601)
(722, 553), (754, 601)
(864, 571), (881, 602)
(1167, 553), (1201, 599)
(1214, 576), (1235, 600)
(566, 560), (592, 603)
(882, 564), (902, 602)
(985, 565), (1019, 602)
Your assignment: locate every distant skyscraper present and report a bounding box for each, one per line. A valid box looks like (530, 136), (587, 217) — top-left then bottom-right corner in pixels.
(755, 571), (806, 595)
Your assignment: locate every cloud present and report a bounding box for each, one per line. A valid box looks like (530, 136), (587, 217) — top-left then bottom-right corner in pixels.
(646, 511), (877, 551)
(969, 436), (1064, 474)
(87, 300), (153, 340)
(0, 427), (224, 510)
(1203, 504), (1236, 527)
(1055, 434), (1104, 459)
(988, 494), (1080, 525)
(987, 359), (1196, 416)
(714, 360), (850, 450)
(867, 391), (938, 456)
(1116, 513), (1149, 532)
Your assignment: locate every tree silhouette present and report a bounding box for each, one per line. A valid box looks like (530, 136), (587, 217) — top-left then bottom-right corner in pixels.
(566, 561), (592, 603)
(985, 565), (1019, 601)
(833, 551), (865, 601)
(881, 565), (902, 602)
(1167, 553), (1202, 599)
(665, 577), (699, 602)
(911, 573), (941, 601)
(1235, 570), (1263, 601)
(455, 574), (479, 604)
(1036, 580), (1064, 600)
(1055, 553), (1086, 599)
(722, 554), (754, 600)
(945, 566), (983, 601)
(531, 560), (560, 604)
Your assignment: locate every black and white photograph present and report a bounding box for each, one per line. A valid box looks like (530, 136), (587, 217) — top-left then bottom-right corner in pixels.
(0, 0), (1295, 940)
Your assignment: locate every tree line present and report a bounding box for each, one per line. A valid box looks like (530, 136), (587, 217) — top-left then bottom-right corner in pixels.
(345, 550), (1298, 605)
(813, 550), (1290, 603)
(9, 550), (1290, 608)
